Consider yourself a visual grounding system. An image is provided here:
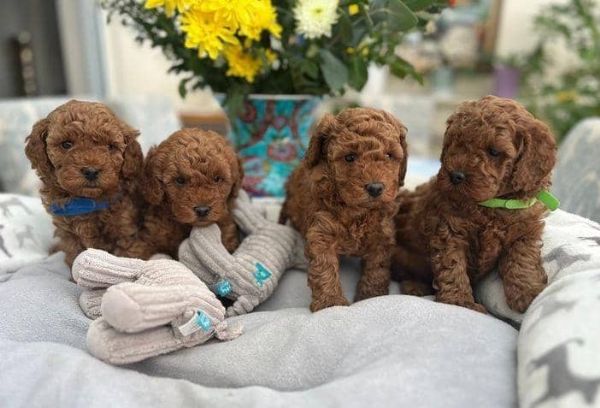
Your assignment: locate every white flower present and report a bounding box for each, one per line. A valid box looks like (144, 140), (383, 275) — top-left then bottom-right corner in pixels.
(294, 0), (339, 39)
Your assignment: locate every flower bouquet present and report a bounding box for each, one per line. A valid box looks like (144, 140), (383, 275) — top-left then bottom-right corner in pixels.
(101, 0), (447, 196)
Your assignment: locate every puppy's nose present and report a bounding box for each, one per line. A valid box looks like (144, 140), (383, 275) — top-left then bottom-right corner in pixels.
(81, 167), (100, 181)
(194, 206), (211, 217)
(365, 182), (384, 198)
(450, 171), (466, 185)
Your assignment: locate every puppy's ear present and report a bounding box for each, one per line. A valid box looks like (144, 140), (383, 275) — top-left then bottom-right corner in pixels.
(24, 118), (54, 182)
(381, 111), (408, 186)
(305, 113), (336, 168)
(120, 124), (143, 180)
(141, 146), (165, 205)
(228, 155), (245, 203)
(511, 118), (557, 195)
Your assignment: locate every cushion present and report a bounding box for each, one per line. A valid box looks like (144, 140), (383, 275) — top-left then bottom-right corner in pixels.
(553, 118), (600, 223)
(0, 194), (55, 277)
(106, 96), (181, 154)
(0, 97), (70, 195)
(475, 210), (600, 407)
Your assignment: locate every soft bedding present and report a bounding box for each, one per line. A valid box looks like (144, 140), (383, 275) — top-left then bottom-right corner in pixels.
(0, 255), (517, 407)
(0, 196), (599, 408)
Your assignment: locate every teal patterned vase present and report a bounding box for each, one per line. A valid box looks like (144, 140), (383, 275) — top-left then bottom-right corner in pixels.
(222, 95), (320, 197)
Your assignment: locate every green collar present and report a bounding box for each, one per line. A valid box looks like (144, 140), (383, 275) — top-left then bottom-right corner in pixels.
(478, 191), (560, 211)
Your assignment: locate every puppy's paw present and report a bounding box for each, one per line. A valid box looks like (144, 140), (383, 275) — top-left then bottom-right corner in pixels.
(437, 296), (488, 314)
(354, 285), (389, 302)
(310, 295), (349, 312)
(505, 282), (546, 313)
(400, 280), (433, 297)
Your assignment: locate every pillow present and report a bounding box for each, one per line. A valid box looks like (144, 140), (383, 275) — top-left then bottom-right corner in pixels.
(0, 97), (71, 195)
(473, 210), (600, 408)
(0, 194), (55, 277)
(476, 210), (600, 325)
(106, 96), (181, 153)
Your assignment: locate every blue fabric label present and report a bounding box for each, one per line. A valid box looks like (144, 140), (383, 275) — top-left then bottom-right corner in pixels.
(254, 262), (272, 287)
(214, 280), (232, 297)
(195, 311), (212, 332)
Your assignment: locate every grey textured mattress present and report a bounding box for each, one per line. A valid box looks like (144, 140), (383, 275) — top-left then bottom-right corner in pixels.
(1, 193), (599, 408)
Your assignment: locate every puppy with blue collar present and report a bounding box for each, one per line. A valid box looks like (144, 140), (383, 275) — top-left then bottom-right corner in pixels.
(25, 100), (144, 270)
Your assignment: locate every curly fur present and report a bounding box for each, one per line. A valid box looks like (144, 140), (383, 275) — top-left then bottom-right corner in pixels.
(131, 128), (243, 259)
(280, 108), (408, 312)
(24, 100), (144, 267)
(392, 96), (557, 313)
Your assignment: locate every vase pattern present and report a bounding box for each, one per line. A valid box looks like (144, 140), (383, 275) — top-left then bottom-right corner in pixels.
(225, 97), (319, 197)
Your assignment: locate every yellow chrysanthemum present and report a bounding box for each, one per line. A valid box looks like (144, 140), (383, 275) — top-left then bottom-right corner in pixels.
(556, 90), (578, 103)
(265, 49), (278, 63)
(181, 6), (238, 59)
(197, 0), (252, 31)
(144, 0), (194, 17)
(244, 0), (282, 40)
(348, 4), (359, 16)
(179, 0), (280, 63)
(223, 44), (263, 82)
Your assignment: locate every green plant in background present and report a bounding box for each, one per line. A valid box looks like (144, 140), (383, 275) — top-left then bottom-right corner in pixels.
(515, 0), (600, 142)
(100, 0), (448, 111)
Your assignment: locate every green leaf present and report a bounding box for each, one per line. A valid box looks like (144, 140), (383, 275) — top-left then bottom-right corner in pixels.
(336, 13), (353, 42)
(389, 57), (422, 83)
(387, 0), (419, 31)
(348, 55), (368, 90)
(319, 50), (349, 92)
(402, 0), (437, 11)
(178, 77), (193, 98)
(223, 85), (247, 116)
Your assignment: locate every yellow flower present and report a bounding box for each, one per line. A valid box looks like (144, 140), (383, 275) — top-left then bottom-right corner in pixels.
(197, 0), (250, 30)
(556, 90), (577, 103)
(239, 0), (282, 40)
(348, 4), (359, 16)
(181, 6), (238, 59)
(223, 44), (263, 82)
(144, 0), (193, 16)
(265, 49), (278, 64)
(179, 0), (280, 61)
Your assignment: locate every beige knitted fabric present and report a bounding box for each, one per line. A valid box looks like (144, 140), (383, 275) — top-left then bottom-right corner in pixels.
(72, 249), (242, 365)
(178, 190), (305, 316)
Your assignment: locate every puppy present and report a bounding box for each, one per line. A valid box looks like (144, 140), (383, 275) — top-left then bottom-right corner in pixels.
(25, 100), (144, 267)
(133, 128), (243, 259)
(280, 108), (408, 312)
(392, 96), (557, 313)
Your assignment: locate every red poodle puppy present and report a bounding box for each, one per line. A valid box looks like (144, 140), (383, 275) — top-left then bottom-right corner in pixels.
(393, 96), (558, 313)
(281, 108), (408, 312)
(132, 128), (243, 259)
(24, 100), (144, 267)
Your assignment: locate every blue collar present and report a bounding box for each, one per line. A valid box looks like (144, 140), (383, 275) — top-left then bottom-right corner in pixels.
(49, 197), (111, 217)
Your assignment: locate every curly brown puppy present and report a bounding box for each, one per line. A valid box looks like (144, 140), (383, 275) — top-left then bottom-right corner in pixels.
(24, 100), (144, 267)
(280, 108), (408, 312)
(133, 128), (243, 259)
(392, 95), (557, 313)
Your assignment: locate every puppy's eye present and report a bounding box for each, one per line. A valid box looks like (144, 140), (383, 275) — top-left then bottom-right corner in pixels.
(213, 175), (224, 183)
(344, 153), (357, 163)
(108, 143), (117, 151)
(488, 147), (501, 157)
(175, 176), (186, 186)
(61, 141), (73, 150)
(385, 153), (393, 160)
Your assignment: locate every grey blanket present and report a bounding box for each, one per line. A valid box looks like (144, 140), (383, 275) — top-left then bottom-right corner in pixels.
(0, 254), (517, 408)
